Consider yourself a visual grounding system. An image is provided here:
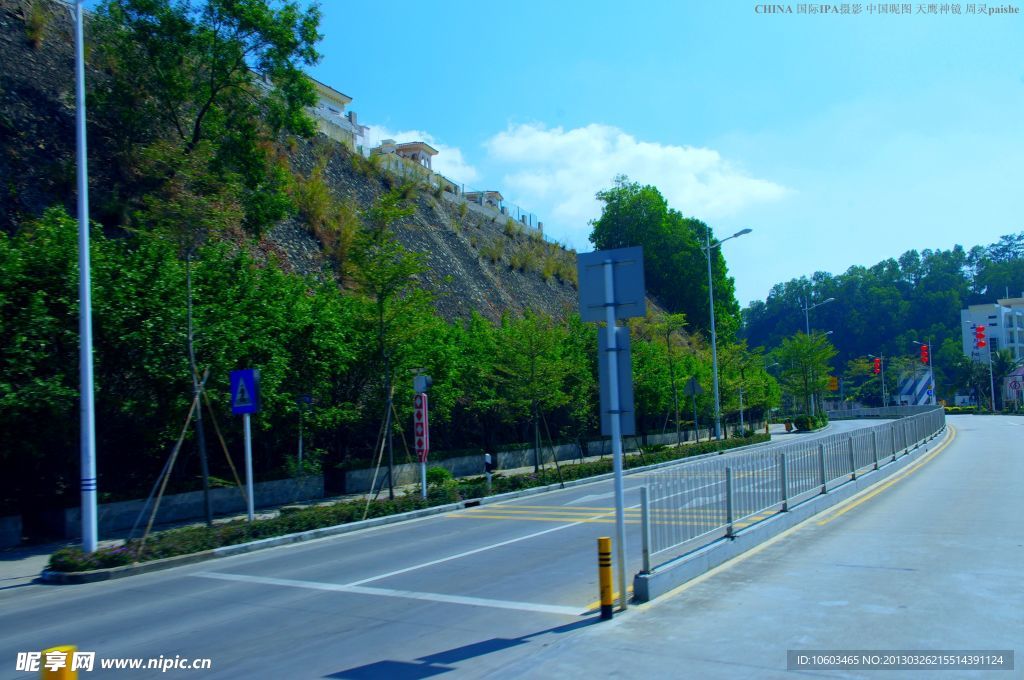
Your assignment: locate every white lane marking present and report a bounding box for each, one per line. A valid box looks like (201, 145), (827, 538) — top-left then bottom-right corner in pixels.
(195, 572), (582, 617)
(566, 486), (643, 505)
(343, 508), (618, 586)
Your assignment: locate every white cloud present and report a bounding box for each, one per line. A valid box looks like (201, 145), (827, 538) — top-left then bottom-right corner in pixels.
(484, 123), (789, 247)
(365, 125), (479, 185)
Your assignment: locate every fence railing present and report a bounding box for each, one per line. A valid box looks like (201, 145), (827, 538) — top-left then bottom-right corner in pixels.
(639, 407), (946, 572)
(827, 405), (936, 419)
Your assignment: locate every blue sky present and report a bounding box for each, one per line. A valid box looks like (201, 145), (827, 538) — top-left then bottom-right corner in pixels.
(86, 1), (1024, 306)
(311, 1), (1023, 306)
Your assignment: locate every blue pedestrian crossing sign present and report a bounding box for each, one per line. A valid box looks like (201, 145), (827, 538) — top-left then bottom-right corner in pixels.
(230, 369), (261, 415)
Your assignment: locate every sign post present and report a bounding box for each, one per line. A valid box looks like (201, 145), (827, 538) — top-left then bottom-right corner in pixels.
(684, 377), (704, 441)
(414, 392), (430, 498)
(578, 246), (645, 613)
(230, 369), (260, 521)
(297, 394), (313, 472)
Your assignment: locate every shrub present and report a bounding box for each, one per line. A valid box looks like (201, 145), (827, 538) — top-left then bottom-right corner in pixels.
(480, 238), (504, 264)
(426, 466), (453, 486)
(504, 219), (523, 239)
(793, 414), (814, 431)
(22, 0), (51, 49)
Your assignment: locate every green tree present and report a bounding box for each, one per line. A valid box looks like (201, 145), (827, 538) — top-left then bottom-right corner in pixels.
(494, 312), (570, 472)
(990, 348), (1022, 410)
(589, 176), (741, 338)
(773, 332), (837, 415)
(91, 0), (322, 231)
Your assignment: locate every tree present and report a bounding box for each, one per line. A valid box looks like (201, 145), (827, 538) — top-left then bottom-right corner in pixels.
(350, 189), (428, 497)
(92, 0), (322, 231)
(990, 348), (1022, 410)
(773, 332), (837, 415)
(589, 176), (741, 338)
(650, 313), (688, 443)
(494, 312), (570, 472)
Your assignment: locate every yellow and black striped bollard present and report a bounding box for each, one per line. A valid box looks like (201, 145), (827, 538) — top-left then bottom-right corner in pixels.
(597, 536), (613, 620)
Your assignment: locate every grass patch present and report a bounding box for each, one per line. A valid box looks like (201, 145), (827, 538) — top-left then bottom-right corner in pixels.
(479, 238), (504, 264)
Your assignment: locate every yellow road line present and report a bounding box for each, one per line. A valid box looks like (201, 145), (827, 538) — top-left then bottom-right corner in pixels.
(464, 507), (735, 518)
(585, 585), (635, 613)
(816, 424), (956, 526)
(449, 514), (641, 525)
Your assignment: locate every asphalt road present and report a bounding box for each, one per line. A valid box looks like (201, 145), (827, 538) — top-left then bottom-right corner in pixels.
(0, 420), (891, 679)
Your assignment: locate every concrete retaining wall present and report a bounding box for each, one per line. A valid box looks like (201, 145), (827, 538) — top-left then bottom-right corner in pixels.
(61, 476), (324, 538)
(0, 515), (21, 548)
(342, 423), (765, 493)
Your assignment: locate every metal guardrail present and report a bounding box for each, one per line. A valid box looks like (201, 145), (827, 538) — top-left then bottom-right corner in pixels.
(827, 405), (935, 419)
(640, 407), (946, 572)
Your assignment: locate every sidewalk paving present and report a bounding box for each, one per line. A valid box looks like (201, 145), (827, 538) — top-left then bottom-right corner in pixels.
(492, 417), (1021, 679)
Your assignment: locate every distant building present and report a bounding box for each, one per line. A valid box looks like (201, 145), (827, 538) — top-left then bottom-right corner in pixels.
(372, 139), (439, 170)
(309, 78), (368, 149)
(464, 191), (504, 210)
(960, 297), (1024, 361)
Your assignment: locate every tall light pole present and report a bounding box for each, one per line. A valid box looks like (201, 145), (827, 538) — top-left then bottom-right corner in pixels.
(800, 297), (834, 416)
(801, 296), (835, 335)
(912, 339), (936, 405)
(704, 226), (751, 440)
(812, 330), (833, 414)
(75, 0), (98, 553)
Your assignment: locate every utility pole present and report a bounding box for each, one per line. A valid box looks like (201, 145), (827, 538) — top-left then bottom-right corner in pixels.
(74, 0), (98, 553)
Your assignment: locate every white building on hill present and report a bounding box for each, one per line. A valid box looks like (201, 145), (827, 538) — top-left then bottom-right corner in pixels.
(960, 297), (1024, 361)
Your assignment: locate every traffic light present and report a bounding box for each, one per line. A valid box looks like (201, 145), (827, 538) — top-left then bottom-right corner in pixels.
(974, 324), (987, 349)
(873, 357), (881, 374)
(920, 344), (929, 365)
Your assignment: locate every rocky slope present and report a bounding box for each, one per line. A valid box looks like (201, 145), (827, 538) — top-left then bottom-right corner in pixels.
(0, 0), (579, 323)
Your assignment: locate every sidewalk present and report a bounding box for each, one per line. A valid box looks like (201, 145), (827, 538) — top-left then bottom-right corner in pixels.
(493, 418), (1021, 678)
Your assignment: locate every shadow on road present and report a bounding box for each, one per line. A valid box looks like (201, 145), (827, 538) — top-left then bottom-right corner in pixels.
(327, 618), (599, 679)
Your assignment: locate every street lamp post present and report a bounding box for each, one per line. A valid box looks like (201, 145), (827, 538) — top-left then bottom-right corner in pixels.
(704, 226), (752, 440)
(812, 330), (833, 415)
(801, 296), (834, 416)
(802, 296), (835, 336)
(74, 0), (98, 554)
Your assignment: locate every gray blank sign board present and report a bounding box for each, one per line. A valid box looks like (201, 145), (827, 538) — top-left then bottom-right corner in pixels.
(577, 246), (646, 322)
(598, 326), (636, 436)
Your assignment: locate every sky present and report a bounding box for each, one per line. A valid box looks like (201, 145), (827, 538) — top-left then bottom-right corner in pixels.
(307, 1), (1024, 308)
(86, 1), (1024, 307)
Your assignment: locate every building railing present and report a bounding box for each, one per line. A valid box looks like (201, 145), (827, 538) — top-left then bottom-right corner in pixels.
(639, 406), (946, 572)
(359, 146), (560, 246)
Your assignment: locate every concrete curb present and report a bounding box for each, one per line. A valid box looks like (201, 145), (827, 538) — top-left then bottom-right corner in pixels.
(41, 438), (776, 584)
(634, 425), (950, 602)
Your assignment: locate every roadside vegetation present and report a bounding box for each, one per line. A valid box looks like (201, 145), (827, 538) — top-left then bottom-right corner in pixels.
(2, 1), (791, 525)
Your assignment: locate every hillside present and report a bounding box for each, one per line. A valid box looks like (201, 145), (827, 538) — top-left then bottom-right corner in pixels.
(0, 0), (578, 323)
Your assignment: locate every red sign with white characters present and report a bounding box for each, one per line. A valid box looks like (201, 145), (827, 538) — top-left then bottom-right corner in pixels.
(414, 393), (429, 462)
